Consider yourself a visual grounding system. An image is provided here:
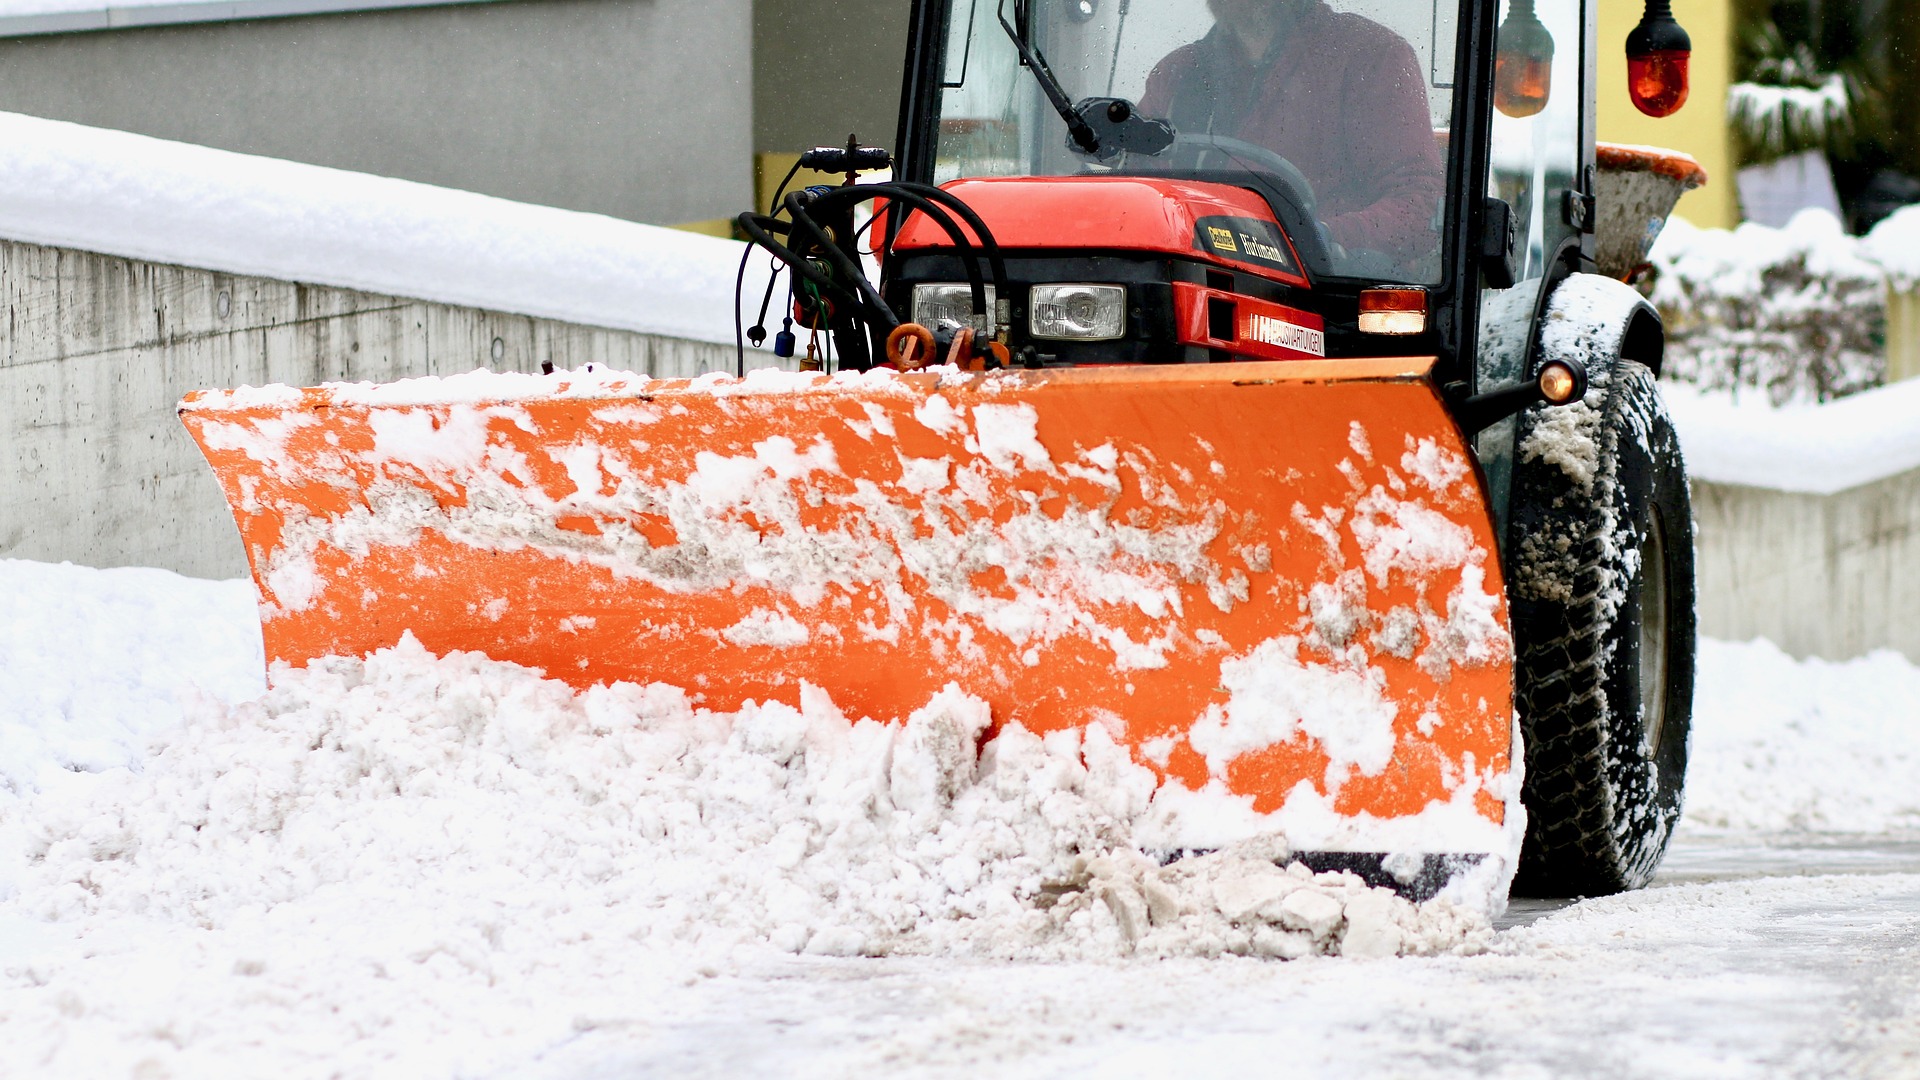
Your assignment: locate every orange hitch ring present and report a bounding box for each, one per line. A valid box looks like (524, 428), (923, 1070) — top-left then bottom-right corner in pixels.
(886, 323), (936, 370)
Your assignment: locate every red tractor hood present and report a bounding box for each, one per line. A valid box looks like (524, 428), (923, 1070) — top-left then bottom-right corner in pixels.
(889, 176), (1311, 288)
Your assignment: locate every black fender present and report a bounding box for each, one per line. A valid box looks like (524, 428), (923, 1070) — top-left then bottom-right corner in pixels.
(1534, 272), (1666, 381)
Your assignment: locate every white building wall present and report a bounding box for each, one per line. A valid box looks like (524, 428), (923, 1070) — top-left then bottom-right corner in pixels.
(0, 0), (754, 227)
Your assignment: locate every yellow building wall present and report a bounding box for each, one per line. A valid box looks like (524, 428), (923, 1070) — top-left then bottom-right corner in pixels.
(1597, 0), (1738, 229)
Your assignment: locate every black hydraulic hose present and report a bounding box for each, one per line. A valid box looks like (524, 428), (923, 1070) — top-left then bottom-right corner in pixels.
(807, 185), (993, 325)
(766, 158), (804, 215)
(734, 212), (865, 316)
(886, 181), (1011, 313)
(813, 180), (1006, 307)
(735, 156), (806, 375)
(738, 181), (1006, 364)
(780, 190), (901, 331)
(861, 189), (988, 325)
(732, 242), (752, 376)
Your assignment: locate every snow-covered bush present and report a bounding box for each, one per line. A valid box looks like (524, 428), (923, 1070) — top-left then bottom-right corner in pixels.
(1646, 209), (1886, 405)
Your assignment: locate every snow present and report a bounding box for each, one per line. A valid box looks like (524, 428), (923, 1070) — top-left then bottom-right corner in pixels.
(0, 112), (772, 345)
(1655, 209), (1884, 303)
(2, 559), (1918, 1076)
(1650, 210), (1886, 405)
(1188, 637), (1398, 778)
(1636, 210), (1920, 492)
(1654, 210), (1810, 294)
(1663, 376), (1920, 494)
(1681, 638), (1920, 834)
(0, 582), (1496, 1073)
(1860, 201), (1920, 291)
(0, 560), (264, 796)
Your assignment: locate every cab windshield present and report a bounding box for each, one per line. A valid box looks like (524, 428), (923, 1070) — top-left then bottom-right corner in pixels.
(933, 0), (1459, 282)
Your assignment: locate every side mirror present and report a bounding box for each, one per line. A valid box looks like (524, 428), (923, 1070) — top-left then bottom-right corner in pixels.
(1481, 197), (1518, 289)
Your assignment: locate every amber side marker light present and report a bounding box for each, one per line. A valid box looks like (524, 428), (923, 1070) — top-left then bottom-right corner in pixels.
(1627, 0), (1691, 117)
(1539, 360), (1585, 404)
(1358, 287), (1427, 335)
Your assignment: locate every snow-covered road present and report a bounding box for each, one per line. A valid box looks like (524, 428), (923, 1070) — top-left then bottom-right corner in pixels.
(491, 831), (1920, 1080)
(2, 559), (1917, 1079)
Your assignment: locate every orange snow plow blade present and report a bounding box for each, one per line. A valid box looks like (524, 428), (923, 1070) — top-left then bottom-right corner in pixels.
(181, 360), (1515, 856)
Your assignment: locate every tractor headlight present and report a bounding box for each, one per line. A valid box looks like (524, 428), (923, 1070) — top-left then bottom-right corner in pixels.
(911, 283), (995, 331)
(1029, 284), (1126, 341)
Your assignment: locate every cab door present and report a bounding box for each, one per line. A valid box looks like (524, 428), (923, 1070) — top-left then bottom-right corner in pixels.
(1472, 0), (1592, 527)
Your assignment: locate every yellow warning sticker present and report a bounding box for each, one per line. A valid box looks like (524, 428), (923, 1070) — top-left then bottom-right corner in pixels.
(1206, 225), (1239, 253)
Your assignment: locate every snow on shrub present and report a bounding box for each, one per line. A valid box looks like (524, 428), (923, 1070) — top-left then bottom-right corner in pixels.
(1858, 202), (1920, 294)
(1646, 209), (1886, 405)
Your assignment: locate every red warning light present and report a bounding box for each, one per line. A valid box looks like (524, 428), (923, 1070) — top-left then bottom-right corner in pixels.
(1494, 0), (1555, 118)
(1626, 0), (1691, 117)
(1628, 50), (1691, 117)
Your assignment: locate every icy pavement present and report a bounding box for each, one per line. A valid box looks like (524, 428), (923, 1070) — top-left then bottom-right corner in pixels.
(508, 853), (1920, 1079)
(2, 558), (1918, 1078)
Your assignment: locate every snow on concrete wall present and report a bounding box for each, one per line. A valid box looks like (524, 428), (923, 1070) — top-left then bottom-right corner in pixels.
(0, 111), (772, 344)
(1671, 381), (1920, 662)
(1666, 377), (1920, 495)
(0, 113), (799, 578)
(0, 238), (738, 579)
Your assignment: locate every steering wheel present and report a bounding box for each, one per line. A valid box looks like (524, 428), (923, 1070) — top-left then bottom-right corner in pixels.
(1097, 131), (1332, 271)
(1157, 133), (1318, 218)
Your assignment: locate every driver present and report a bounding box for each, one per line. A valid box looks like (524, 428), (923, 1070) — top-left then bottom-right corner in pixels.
(1140, 0), (1444, 266)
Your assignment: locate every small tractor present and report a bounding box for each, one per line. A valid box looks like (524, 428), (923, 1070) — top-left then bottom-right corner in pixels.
(183, 0), (1708, 901)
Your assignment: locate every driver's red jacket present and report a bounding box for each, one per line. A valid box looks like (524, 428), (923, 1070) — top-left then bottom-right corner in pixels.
(1141, 0), (1445, 260)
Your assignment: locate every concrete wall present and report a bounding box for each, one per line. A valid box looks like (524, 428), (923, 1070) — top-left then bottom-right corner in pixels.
(0, 238), (735, 580)
(1694, 470), (1920, 662)
(0, 0), (753, 227)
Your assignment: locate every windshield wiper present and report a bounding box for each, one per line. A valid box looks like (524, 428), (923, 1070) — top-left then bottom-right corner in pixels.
(996, 0), (1176, 160)
(998, 0), (1103, 155)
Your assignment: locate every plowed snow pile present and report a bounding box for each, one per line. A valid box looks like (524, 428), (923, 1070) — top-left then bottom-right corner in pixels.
(1682, 638), (1920, 833)
(0, 631), (1491, 1076)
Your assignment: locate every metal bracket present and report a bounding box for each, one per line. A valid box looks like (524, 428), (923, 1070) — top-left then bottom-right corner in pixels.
(1563, 187), (1596, 234)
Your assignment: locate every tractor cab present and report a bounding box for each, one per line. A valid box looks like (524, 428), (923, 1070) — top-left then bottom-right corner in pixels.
(883, 0), (1597, 376)
(923, 0), (1453, 284)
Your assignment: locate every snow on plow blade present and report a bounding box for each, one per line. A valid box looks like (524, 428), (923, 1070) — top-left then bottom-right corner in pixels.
(181, 360), (1517, 876)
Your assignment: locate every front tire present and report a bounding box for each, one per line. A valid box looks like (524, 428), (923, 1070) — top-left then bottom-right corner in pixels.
(1507, 360), (1696, 897)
